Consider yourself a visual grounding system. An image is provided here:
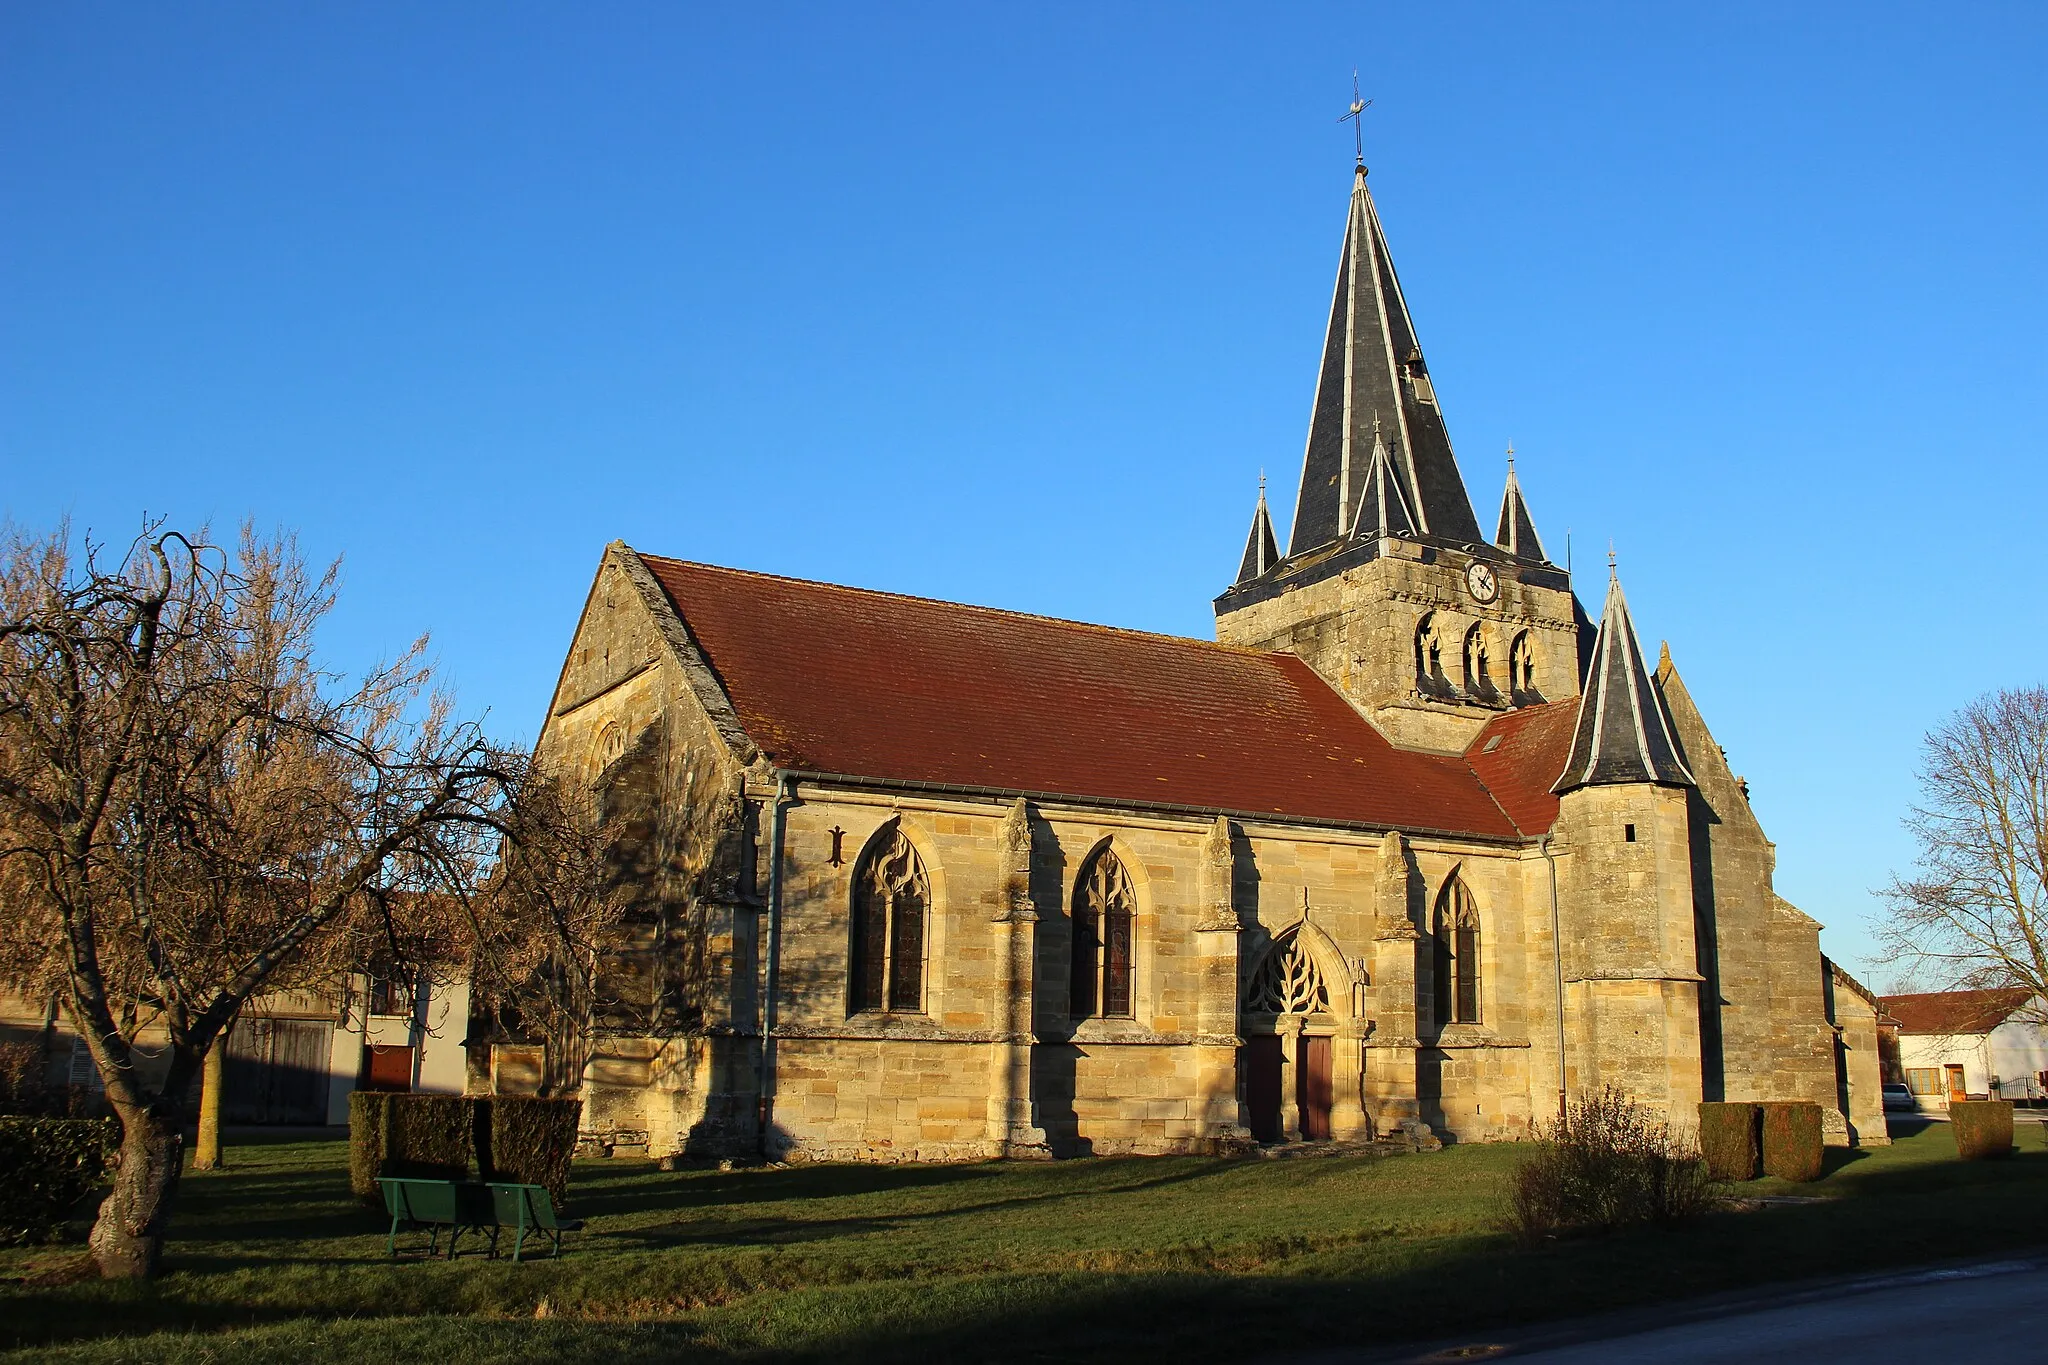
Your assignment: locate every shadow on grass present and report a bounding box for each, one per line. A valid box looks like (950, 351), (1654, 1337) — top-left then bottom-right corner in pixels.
(9, 1136), (2045, 1362)
(608, 1157), (1244, 1250)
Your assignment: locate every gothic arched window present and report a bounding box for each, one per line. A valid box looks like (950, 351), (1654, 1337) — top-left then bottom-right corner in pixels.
(1432, 874), (1481, 1026)
(1245, 930), (1331, 1015)
(1508, 631), (1539, 702)
(1071, 846), (1136, 1018)
(850, 823), (929, 1014)
(1415, 612), (1448, 696)
(1463, 623), (1496, 702)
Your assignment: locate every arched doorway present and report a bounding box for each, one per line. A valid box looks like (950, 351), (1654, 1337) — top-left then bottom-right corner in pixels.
(1240, 926), (1343, 1142)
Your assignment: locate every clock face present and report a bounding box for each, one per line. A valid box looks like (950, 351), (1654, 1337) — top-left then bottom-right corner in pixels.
(1466, 560), (1500, 603)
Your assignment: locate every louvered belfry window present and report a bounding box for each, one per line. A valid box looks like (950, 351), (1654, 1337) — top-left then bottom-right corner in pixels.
(1072, 847), (1136, 1019)
(1433, 874), (1482, 1026)
(850, 824), (929, 1014)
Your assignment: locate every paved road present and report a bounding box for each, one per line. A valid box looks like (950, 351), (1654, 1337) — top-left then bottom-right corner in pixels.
(1392, 1256), (2048, 1363)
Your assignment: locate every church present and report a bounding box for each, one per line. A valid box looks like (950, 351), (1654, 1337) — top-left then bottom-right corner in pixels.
(517, 157), (1887, 1160)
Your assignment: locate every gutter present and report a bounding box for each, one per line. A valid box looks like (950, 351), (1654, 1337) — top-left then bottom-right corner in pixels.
(757, 771), (793, 1158)
(1541, 834), (1567, 1121)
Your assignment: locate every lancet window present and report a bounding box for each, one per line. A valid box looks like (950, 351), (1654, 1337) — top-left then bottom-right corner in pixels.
(1463, 623), (1497, 702)
(1432, 874), (1481, 1026)
(1071, 846), (1136, 1018)
(1508, 631), (1539, 702)
(850, 823), (929, 1014)
(1415, 612), (1449, 696)
(1244, 931), (1331, 1016)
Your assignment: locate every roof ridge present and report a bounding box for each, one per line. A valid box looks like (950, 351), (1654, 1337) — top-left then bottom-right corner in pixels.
(635, 551), (1289, 661)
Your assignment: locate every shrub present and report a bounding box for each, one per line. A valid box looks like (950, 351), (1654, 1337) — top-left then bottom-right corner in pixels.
(0, 1117), (119, 1245)
(382, 1094), (473, 1182)
(349, 1093), (583, 1205)
(1760, 1102), (1824, 1181)
(482, 1097), (582, 1206)
(1951, 1100), (2014, 1160)
(1503, 1086), (1719, 1245)
(347, 1091), (392, 1203)
(1697, 1102), (1760, 1181)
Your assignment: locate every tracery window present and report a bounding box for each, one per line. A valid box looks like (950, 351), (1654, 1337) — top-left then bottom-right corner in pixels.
(1432, 874), (1481, 1026)
(1071, 846), (1136, 1018)
(1463, 623), (1497, 702)
(1415, 612), (1449, 696)
(1245, 930), (1331, 1015)
(1508, 631), (1538, 702)
(850, 823), (929, 1014)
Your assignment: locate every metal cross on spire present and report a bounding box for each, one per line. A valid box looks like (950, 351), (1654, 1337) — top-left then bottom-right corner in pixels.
(1339, 70), (1371, 168)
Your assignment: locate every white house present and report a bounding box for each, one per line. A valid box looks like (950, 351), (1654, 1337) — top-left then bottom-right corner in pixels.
(1, 970), (469, 1125)
(1880, 988), (2048, 1110)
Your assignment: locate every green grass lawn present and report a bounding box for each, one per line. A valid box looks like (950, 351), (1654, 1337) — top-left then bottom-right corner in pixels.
(3, 1119), (2044, 1363)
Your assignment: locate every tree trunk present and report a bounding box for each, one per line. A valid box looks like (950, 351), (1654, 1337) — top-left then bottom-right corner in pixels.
(88, 1103), (185, 1279)
(191, 1043), (225, 1171)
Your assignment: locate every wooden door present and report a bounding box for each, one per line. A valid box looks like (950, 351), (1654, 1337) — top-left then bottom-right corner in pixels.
(269, 1021), (329, 1123)
(225, 1018), (333, 1123)
(1243, 1035), (1283, 1144)
(1298, 1035), (1334, 1141)
(1946, 1065), (1967, 1102)
(366, 1045), (415, 1093)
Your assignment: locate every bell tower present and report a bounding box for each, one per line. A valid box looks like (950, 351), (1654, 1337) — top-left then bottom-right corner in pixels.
(1215, 162), (1581, 752)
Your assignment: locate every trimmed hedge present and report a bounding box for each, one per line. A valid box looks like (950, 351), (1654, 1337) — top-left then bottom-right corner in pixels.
(1698, 1102), (1760, 1181)
(482, 1097), (582, 1206)
(1951, 1099), (2014, 1160)
(349, 1093), (582, 1207)
(0, 1116), (119, 1245)
(385, 1094), (473, 1182)
(347, 1092), (392, 1202)
(1760, 1101), (1824, 1181)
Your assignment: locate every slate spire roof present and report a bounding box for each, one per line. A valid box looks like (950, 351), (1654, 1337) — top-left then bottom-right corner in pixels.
(1288, 164), (1482, 556)
(1553, 564), (1696, 793)
(1235, 477), (1279, 584)
(1494, 450), (1547, 562)
(1350, 415), (1416, 539)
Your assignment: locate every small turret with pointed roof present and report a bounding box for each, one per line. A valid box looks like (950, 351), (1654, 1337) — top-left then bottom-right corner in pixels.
(1350, 413), (1416, 539)
(1554, 554), (1695, 793)
(1495, 446), (1548, 562)
(1235, 475), (1279, 584)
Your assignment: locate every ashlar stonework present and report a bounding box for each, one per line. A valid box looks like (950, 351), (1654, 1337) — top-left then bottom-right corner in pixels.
(494, 160), (1882, 1160)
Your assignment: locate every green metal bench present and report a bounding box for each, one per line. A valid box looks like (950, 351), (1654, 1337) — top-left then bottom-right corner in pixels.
(489, 1181), (582, 1261)
(378, 1177), (582, 1262)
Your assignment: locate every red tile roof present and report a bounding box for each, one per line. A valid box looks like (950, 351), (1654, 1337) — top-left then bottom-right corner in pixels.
(640, 554), (1531, 839)
(1466, 701), (1579, 835)
(1879, 988), (2037, 1036)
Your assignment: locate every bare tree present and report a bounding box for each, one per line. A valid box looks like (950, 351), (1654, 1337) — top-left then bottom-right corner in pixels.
(0, 522), (514, 1278)
(1880, 685), (2048, 1024)
(468, 774), (634, 1097)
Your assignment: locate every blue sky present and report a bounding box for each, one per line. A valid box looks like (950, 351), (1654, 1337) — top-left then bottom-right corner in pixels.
(4, 3), (2042, 982)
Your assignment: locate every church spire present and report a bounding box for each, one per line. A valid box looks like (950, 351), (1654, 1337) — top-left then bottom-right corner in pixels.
(1350, 414), (1416, 539)
(1287, 164), (1482, 557)
(1553, 561), (1696, 794)
(1235, 476), (1278, 584)
(1494, 447), (1547, 562)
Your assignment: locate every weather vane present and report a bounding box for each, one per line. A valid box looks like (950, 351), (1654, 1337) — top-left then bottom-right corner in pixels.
(1339, 69), (1371, 167)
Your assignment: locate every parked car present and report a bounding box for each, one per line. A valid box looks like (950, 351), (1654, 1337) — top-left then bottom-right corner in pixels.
(1882, 1082), (1916, 1112)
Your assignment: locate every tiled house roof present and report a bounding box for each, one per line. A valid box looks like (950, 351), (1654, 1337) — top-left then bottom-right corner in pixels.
(640, 554), (1576, 840)
(1878, 988), (2038, 1037)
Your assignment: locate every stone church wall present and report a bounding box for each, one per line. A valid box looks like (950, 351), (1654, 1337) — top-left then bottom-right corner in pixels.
(1657, 659), (1842, 1136)
(521, 544), (1870, 1165)
(1215, 545), (1580, 752)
